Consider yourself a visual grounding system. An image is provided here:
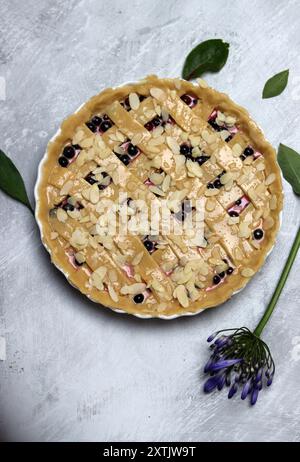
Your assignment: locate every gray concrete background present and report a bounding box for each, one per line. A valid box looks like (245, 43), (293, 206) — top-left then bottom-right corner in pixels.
(0, 0), (300, 442)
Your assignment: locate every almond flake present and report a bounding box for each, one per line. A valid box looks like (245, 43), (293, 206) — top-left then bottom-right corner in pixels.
(161, 174), (171, 192)
(220, 130), (231, 141)
(108, 284), (119, 302)
(74, 252), (86, 264)
(50, 232), (58, 240)
(120, 283), (147, 295)
(220, 172), (232, 185)
(205, 198), (216, 212)
(60, 180), (73, 196)
(241, 267), (255, 278)
(129, 92), (140, 110)
(149, 185), (165, 196)
(150, 87), (165, 101)
(265, 173), (276, 186)
(173, 285), (189, 308)
(90, 184), (100, 204)
(166, 136), (180, 155)
(132, 251), (144, 266)
(56, 208), (68, 223)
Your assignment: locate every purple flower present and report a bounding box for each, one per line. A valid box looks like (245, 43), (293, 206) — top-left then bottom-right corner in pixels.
(202, 327), (275, 406)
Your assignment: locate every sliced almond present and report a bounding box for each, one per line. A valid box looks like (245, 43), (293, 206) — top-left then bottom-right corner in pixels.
(56, 208), (68, 223)
(166, 136), (180, 155)
(205, 198), (216, 212)
(265, 173), (276, 186)
(108, 284), (119, 302)
(120, 283), (147, 295)
(150, 87), (165, 101)
(132, 251), (144, 266)
(173, 285), (189, 308)
(128, 92), (140, 110)
(241, 267), (255, 278)
(50, 232), (58, 240)
(60, 180), (73, 196)
(90, 184), (100, 204)
(74, 251), (86, 264)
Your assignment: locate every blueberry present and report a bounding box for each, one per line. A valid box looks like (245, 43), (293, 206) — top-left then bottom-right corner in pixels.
(244, 146), (254, 157)
(86, 121), (97, 132)
(219, 271), (225, 279)
(209, 120), (222, 132)
(144, 121), (153, 131)
(207, 183), (215, 189)
(75, 258), (84, 267)
(63, 145), (76, 159)
(240, 154), (246, 161)
(144, 239), (154, 252)
(62, 203), (74, 212)
(213, 275), (221, 285)
(152, 117), (161, 127)
(133, 293), (144, 304)
(120, 154), (131, 166)
(85, 174), (97, 185)
(100, 120), (112, 132)
(180, 144), (191, 156)
(253, 228), (264, 240)
(58, 156), (68, 167)
(181, 94), (192, 105)
(235, 198), (242, 206)
(225, 134), (233, 143)
(227, 267), (234, 275)
(197, 155), (210, 165)
(72, 144), (81, 151)
(229, 210), (239, 217)
(91, 116), (102, 126)
(127, 143), (138, 157)
(214, 179), (222, 189)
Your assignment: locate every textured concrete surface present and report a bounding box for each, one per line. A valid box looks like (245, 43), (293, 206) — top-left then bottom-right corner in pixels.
(0, 0), (300, 442)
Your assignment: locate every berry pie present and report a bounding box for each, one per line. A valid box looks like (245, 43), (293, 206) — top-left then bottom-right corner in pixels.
(35, 76), (283, 317)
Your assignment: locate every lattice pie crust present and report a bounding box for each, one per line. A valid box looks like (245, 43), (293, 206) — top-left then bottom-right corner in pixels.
(36, 76), (283, 317)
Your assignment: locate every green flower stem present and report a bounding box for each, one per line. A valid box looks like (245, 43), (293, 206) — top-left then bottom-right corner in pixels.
(254, 225), (300, 337)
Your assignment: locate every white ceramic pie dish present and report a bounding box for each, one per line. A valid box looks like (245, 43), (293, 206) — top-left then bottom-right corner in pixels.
(34, 80), (283, 320)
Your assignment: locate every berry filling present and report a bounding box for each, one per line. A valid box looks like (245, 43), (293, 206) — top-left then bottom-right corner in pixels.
(85, 114), (114, 134)
(179, 143), (210, 165)
(207, 259), (235, 290)
(180, 93), (198, 108)
(56, 195), (83, 212)
(208, 109), (238, 142)
(227, 195), (250, 216)
(207, 171), (226, 189)
(85, 170), (112, 190)
(143, 236), (158, 254)
(58, 144), (81, 167)
(114, 140), (141, 165)
(121, 94), (146, 111)
(253, 228), (264, 241)
(240, 145), (263, 161)
(133, 289), (151, 304)
(144, 115), (175, 131)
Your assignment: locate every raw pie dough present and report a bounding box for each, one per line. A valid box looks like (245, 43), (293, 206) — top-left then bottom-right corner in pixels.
(35, 76), (283, 317)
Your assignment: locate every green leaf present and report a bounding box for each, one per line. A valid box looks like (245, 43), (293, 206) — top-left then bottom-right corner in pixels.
(0, 149), (33, 213)
(262, 69), (289, 99)
(277, 143), (300, 196)
(182, 39), (230, 81)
